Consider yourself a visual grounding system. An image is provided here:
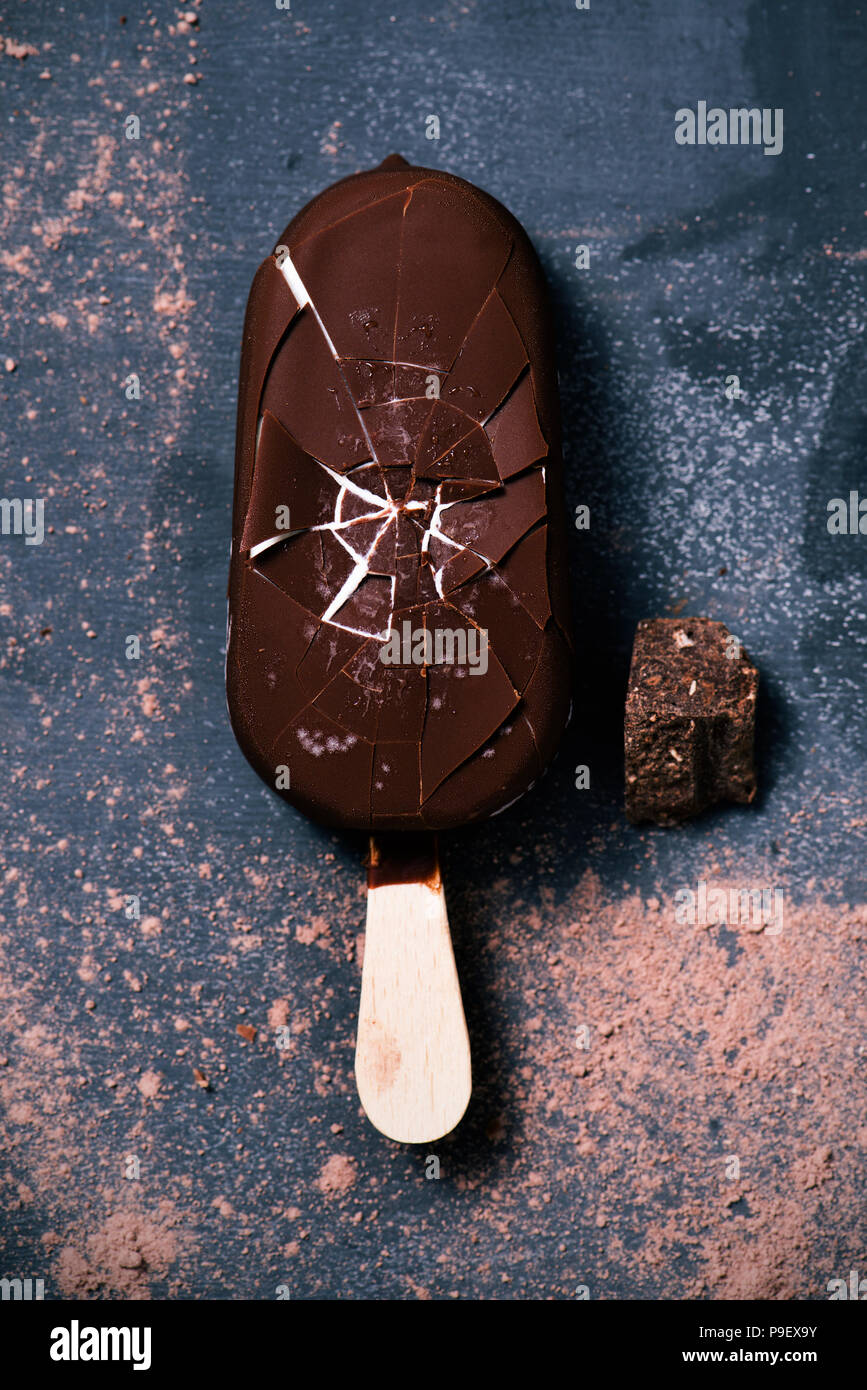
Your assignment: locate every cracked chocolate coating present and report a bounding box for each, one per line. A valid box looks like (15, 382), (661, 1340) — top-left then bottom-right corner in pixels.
(227, 154), (574, 830)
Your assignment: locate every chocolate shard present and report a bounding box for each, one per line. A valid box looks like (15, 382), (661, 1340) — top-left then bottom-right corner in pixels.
(485, 369), (548, 481)
(624, 617), (759, 826)
(257, 528), (354, 619)
(242, 411), (341, 551)
(420, 426), (499, 486)
(437, 469), (546, 564)
(497, 525), (550, 628)
(227, 156), (574, 829)
(443, 291), (527, 423)
(414, 401), (480, 477)
(436, 546), (487, 595)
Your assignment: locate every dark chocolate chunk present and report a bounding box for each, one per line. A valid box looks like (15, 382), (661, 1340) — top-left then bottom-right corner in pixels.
(624, 617), (759, 826)
(226, 155), (574, 829)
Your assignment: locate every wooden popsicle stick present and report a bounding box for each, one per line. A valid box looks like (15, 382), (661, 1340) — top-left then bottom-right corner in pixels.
(355, 835), (472, 1144)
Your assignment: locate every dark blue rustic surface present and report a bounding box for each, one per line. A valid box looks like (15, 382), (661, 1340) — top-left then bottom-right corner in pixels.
(0, 0), (864, 1300)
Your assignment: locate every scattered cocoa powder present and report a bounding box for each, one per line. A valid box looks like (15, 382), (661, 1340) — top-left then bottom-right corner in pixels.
(316, 1155), (358, 1196)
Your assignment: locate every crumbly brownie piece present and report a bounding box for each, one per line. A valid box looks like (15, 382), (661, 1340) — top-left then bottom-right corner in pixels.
(624, 617), (758, 825)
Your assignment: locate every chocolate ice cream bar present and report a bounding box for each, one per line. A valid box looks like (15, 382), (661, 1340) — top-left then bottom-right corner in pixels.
(227, 154), (573, 830)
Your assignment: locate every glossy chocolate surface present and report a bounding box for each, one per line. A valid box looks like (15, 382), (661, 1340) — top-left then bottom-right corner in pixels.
(227, 155), (573, 829)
